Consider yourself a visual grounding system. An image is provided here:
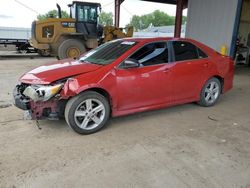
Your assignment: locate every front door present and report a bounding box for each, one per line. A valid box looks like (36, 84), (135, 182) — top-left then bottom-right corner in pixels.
(115, 42), (173, 111)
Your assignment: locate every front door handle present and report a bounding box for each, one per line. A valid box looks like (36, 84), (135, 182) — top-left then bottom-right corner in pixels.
(204, 63), (208, 67)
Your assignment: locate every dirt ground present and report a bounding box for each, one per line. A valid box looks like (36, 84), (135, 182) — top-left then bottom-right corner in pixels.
(0, 56), (250, 188)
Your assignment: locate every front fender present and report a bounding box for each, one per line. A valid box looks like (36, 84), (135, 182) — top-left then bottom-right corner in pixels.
(60, 78), (103, 98)
(59, 68), (119, 113)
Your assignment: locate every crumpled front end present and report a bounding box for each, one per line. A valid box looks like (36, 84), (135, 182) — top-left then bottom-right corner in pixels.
(13, 83), (66, 120)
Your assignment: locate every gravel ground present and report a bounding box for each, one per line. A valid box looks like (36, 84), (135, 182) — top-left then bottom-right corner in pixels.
(0, 57), (250, 188)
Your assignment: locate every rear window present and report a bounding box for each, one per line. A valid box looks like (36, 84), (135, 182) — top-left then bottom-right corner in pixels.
(197, 48), (208, 58)
(173, 41), (198, 61)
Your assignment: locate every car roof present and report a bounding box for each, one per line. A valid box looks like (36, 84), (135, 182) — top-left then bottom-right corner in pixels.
(122, 37), (199, 44)
(122, 37), (174, 42)
(120, 37), (218, 57)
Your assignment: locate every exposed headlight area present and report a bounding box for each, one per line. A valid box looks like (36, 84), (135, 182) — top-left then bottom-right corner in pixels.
(14, 82), (66, 120)
(22, 83), (64, 102)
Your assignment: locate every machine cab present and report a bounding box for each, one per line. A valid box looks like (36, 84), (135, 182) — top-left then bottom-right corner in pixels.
(69, 1), (101, 37)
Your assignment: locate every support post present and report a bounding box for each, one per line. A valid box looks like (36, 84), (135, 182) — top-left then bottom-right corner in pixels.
(115, 0), (121, 27)
(174, 0), (184, 38)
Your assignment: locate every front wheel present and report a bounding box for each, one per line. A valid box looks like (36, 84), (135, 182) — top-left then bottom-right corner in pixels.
(65, 91), (110, 134)
(57, 39), (86, 60)
(198, 77), (221, 107)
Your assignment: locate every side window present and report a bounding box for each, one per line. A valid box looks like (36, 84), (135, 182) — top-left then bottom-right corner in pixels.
(197, 48), (208, 58)
(130, 42), (168, 66)
(173, 41), (199, 61)
(77, 5), (97, 22)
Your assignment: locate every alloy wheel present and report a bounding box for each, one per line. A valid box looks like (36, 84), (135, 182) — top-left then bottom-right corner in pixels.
(74, 99), (105, 130)
(204, 81), (220, 104)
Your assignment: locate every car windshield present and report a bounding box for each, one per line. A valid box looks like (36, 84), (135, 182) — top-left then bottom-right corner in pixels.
(79, 40), (137, 65)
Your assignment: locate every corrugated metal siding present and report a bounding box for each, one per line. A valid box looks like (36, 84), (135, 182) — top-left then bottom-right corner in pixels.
(185, 0), (238, 55)
(0, 27), (31, 40)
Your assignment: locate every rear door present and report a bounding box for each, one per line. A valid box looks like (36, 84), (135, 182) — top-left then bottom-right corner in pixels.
(169, 41), (210, 102)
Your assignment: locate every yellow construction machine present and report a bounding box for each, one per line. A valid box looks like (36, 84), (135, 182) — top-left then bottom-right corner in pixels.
(30, 1), (133, 59)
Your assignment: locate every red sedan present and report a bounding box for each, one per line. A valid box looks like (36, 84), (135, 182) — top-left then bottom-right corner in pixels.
(13, 38), (234, 134)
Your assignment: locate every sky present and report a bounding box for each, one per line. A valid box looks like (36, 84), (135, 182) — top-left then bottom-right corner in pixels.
(0, 0), (187, 28)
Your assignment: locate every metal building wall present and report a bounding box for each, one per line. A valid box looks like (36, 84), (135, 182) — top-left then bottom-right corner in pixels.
(185, 0), (239, 55)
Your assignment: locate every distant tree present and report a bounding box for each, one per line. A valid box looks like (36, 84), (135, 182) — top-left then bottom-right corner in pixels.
(37, 10), (69, 20)
(99, 12), (113, 26)
(128, 10), (187, 31)
(182, 16), (187, 24)
(152, 10), (175, 26)
(127, 15), (141, 30)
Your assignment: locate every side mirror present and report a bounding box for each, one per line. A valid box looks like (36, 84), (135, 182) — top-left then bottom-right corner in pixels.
(123, 58), (140, 69)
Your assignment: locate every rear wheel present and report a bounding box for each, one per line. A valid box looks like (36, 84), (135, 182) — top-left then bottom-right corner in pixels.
(58, 39), (86, 60)
(198, 77), (221, 107)
(65, 91), (110, 134)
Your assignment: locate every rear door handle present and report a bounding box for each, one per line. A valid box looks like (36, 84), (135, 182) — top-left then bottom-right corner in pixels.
(204, 63), (208, 67)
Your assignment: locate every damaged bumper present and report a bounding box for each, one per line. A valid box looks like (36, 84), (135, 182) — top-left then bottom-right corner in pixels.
(13, 85), (30, 110)
(13, 84), (66, 120)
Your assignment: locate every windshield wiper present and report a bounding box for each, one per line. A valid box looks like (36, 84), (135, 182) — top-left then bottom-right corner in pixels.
(90, 61), (104, 65)
(80, 60), (104, 65)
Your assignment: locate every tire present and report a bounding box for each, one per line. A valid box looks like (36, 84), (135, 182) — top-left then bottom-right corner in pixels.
(198, 77), (221, 107)
(58, 39), (86, 60)
(65, 91), (110, 134)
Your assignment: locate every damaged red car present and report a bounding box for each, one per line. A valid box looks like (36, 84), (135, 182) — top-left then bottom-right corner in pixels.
(13, 38), (234, 134)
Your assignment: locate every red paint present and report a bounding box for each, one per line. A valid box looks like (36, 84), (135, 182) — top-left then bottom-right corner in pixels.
(19, 38), (234, 118)
(20, 58), (102, 85)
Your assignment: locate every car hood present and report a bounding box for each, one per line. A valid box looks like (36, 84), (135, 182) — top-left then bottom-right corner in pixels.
(20, 59), (102, 84)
